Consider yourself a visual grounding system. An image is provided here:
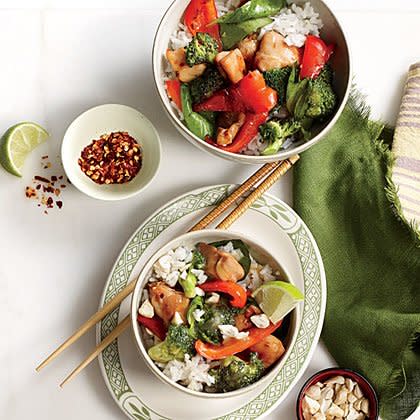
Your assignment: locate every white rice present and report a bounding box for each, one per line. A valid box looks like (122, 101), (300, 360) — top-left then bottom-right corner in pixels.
(259, 2), (323, 47)
(217, 241), (244, 261)
(215, 0), (241, 15)
(163, 354), (215, 391)
(151, 246), (193, 287)
(169, 22), (193, 50)
(242, 134), (267, 155)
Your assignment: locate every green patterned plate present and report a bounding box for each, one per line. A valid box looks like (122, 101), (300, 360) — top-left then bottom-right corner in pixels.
(96, 185), (326, 420)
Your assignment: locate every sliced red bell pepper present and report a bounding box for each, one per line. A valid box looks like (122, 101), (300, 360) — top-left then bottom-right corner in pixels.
(200, 280), (247, 308)
(137, 314), (167, 341)
(238, 71), (278, 114)
(194, 71), (277, 114)
(221, 112), (268, 153)
(300, 35), (334, 79)
(165, 79), (182, 110)
(195, 320), (283, 360)
(184, 0), (222, 47)
(194, 89), (232, 112)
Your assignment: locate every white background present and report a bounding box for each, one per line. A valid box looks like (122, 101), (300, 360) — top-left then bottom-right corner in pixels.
(0, 0), (419, 419)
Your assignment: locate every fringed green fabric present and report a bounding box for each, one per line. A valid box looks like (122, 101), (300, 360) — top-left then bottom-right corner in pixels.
(294, 90), (420, 419)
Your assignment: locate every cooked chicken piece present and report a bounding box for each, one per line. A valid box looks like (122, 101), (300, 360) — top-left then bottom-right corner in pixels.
(216, 112), (246, 146)
(178, 63), (206, 82)
(216, 49), (246, 84)
(249, 334), (285, 368)
(198, 242), (245, 282)
(254, 31), (299, 71)
(216, 251), (245, 281)
(235, 305), (262, 331)
(166, 48), (206, 82)
(166, 48), (185, 72)
(148, 281), (190, 325)
(198, 243), (220, 278)
(237, 34), (259, 64)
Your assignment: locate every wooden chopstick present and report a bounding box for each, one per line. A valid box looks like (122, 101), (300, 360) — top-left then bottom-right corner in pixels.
(36, 162), (279, 372)
(59, 316), (130, 388)
(189, 161), (280, 231)
(217, 156), (299, 229)
(58, 155), (299, 387)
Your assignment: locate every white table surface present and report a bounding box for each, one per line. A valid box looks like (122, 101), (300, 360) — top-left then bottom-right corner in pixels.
(1, 1), (419, 419)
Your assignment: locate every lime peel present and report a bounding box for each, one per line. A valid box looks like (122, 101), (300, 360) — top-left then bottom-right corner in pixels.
(252, 280), (304, 323)
(0, 122), (49, 177)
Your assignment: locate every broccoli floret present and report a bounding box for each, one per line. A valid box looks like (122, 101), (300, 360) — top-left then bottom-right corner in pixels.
(263, 67), (292, 104)
(179, 249), (206, 297)
(286, 65), (337, 125)
(305, 68), (337, 120)
(185, 32), (219, 67)
(259, 119), (304, 155)
(316, 63), (334, 85)
(189, 67), (226, 104)
(191, 249), (205, 270)
(212, 353), (265, 392)
(179, 270), (197, 298)
(148, 324), (195, 363)
(194, 301), (237, 344)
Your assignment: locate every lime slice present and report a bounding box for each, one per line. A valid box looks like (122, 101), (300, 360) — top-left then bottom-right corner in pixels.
(0, 122), (49, 177)
(252, 280), (304, 323)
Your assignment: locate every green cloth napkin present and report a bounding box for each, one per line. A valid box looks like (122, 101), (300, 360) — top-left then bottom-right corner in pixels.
(293, 92), (420, 420)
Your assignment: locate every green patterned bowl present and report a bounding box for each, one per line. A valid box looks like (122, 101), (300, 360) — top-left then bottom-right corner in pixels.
(130, 229), (301, 399)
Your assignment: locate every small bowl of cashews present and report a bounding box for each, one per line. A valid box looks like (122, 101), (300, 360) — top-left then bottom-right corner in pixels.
(296, 368), (379, 420)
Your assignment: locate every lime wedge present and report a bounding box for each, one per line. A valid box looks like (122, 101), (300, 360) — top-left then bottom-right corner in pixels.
(252, 281), (304, 323)
(0, 122), (49, 177)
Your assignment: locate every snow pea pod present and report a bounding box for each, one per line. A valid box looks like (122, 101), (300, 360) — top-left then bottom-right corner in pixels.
(181, 83), (215, 140)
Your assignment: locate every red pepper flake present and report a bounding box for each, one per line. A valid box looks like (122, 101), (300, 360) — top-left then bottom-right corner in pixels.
(34, 175), (51, 183)
(25, 186), (37, 198)
(78, 131), (142, 185)
(26, 157), (69, 213)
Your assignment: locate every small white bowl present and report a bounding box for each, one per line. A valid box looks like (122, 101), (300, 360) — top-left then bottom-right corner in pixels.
(130, 229), (301, 399)
(61, 104), (161, 200)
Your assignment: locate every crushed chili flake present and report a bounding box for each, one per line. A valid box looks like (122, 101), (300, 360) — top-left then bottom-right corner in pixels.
(78, 131), (142, 185)
(34, 175), (50, 183)
(25, 157), (69, 214)
(25, 187), (37, 198)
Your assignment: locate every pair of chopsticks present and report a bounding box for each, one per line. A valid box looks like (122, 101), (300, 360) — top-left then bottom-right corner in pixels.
(36, 155), (299, 387)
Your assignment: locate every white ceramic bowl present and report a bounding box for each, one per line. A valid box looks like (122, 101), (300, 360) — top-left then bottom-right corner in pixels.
(61, 104), (161, 200)
(130, 229), (301, 399)
(152, 0), (352, 164)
